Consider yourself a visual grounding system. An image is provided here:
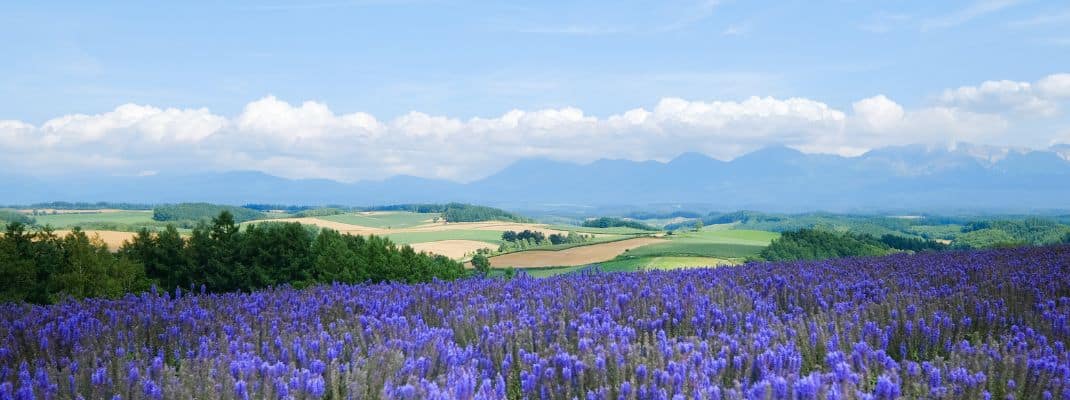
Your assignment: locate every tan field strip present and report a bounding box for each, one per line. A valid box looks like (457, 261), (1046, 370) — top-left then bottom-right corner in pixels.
(488, 237), (666, 268)
(409, 240), (496, 259)
(55, 230), (137, 250)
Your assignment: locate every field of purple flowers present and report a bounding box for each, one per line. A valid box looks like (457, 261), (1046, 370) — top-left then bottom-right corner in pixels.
(2, 246), (1069, 399)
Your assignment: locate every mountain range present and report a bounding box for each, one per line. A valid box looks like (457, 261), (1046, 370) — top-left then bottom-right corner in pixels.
(4, 144), (1070, 213)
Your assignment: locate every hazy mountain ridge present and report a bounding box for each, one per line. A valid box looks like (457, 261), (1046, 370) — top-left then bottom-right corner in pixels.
(4, 144), (1069, 212)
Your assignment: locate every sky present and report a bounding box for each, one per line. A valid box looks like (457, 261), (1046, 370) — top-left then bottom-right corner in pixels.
(1, 0), (1069, 182)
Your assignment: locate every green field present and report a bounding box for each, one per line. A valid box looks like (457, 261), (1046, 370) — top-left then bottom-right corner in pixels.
(384, 230), (504, 245)
(317, 212), (434, 229)
(621, 229), (778, 259)
(598, 255), (736, 271)
(34, 211), (155, 228)
(509, 256), (736, 278)
(681, 228), (780, 245)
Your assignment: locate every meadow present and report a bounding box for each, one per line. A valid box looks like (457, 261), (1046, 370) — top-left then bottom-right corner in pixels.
(31, 210), (155, 228)
(2, 246), (1067, 398)
(620, 229), (777, 260)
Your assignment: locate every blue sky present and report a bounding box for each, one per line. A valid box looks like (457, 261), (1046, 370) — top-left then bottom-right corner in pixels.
(2, 0), (1069, 181)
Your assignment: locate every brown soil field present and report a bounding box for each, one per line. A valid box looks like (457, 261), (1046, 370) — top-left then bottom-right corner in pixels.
(488, 237), (666, 268)
(54, 230), (137, 249)
(409, 240), (495, 259)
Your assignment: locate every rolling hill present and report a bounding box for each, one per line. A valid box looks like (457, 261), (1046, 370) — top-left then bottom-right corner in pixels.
(4, 143), (1070, 212)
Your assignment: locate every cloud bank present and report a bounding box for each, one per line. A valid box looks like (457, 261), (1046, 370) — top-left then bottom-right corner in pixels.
(3, 73), (1068, 182)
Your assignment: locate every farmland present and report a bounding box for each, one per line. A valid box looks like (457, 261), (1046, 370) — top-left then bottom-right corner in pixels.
(6, 207), (666, 261)
(487, 237), (665, 268)
(317, 211), (432, 229)
(2, 246), (1067, 398)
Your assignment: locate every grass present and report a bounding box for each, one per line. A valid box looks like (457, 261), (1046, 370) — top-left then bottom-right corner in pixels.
(597, 255), (738, 271)
(317, 212), (434, 229)
(676, 229), (780, 245)
(34, 211), (155, 228)
(502, 255), (738, 278)
(618, 228), (778, 259)
(384, 230), (504, 245)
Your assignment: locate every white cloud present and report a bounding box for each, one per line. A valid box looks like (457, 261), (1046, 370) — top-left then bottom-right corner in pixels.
(939, 73), (1070, 117)
(2, 74), (1067, 182)
(1037, 74), (1070, 98)
(852, 95), (904, 132)
(38, 104), (227, 145)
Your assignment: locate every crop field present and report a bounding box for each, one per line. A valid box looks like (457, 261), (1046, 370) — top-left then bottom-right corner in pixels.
(2, 246), (1067, 398)
(620, 229), (777, 259)
(488, 237), (665, 267)
(317, 211), (434, 229)
(54, 229), (137, 249)
(408, 240), (496, 259)
(546, 224), (657, 235)
(32, 210), (154, 228)
(384, 229), (505, 245)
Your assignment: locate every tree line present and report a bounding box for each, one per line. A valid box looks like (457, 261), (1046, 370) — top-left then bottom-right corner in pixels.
(581, 217), (658, 231)
(0, 211), (467, 304)
(499, 230), (591, 252)
(152, 203), (265, 223)
(365, 203), (530, 222)
(759, 229), (949, 262)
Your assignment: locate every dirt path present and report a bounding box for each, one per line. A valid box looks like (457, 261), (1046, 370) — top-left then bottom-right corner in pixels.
(488, 237), (666, 268)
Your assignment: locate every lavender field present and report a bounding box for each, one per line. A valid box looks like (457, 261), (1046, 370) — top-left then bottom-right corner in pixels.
(1, 246), (1069, 399)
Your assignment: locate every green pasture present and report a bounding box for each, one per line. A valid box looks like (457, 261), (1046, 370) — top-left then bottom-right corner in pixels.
(506, 255), (737, 278)
(35, 211), (155, 228)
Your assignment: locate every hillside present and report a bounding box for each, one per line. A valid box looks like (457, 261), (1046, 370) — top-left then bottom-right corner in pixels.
(4, 144), (1070, 212)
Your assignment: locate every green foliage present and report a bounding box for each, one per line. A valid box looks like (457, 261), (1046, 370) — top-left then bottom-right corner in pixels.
(471, 253), (491, 277)
(0, 209), (34, 225)
(365, 203), (531, 222)
(441, 203), (530, 223)
(0, 223), (151, 304)
(498, 230), (594, 252)
(581, 217), (658, 231)
(501, 230), (545, 244)
(126, 211), (467, 292)
(951, 228), (1024, 249)
(960, 218), (1070, 246)
(293, 208), (347, 218)
(152, 203), (265, 223)
(759, 229), (894, 261)
(878, 234), (948, 252)
(2, 210), (469, 304)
